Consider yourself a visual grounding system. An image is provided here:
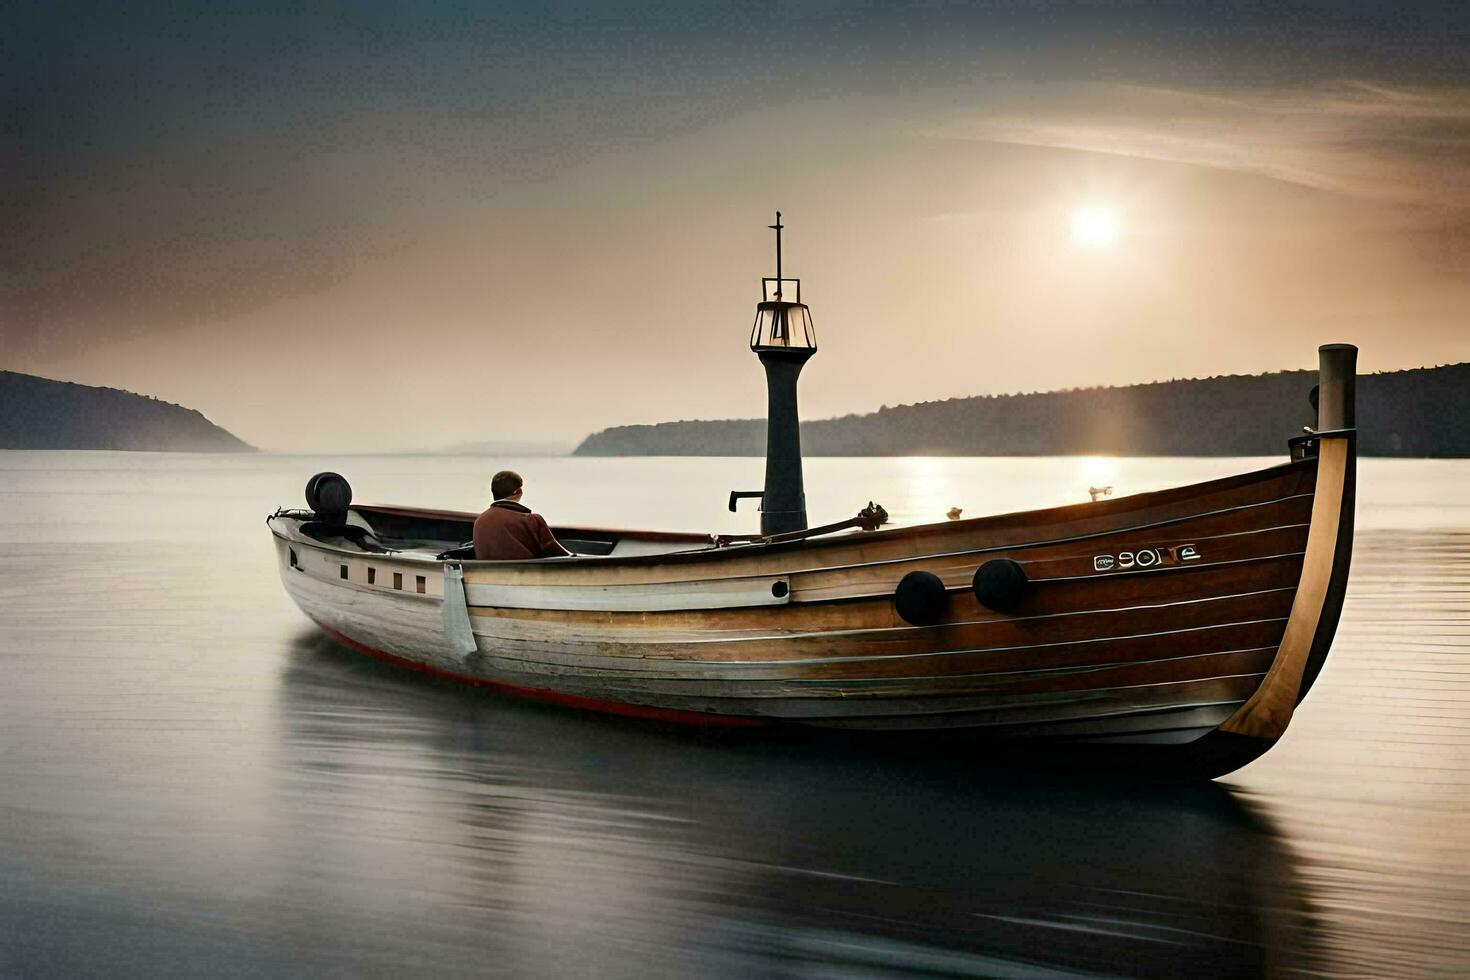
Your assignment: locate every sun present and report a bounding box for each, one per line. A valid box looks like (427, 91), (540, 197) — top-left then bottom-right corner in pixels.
(1070, 205), (1121, 248)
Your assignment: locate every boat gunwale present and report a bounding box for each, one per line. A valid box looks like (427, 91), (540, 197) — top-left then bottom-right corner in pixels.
(267, 462), (1315, 581)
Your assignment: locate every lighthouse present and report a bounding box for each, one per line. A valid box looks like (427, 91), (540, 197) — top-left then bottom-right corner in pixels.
(747, 212), (817, 536)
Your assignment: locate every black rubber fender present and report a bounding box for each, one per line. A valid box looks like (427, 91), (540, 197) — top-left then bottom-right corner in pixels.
(306, 472), (352, 519)
(973, 558), (1028, 612)
(894, 570), (949, 626)
(304, 472), (324, 511)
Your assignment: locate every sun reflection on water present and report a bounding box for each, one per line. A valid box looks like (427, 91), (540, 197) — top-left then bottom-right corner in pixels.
(1075, 454), (1119, 491)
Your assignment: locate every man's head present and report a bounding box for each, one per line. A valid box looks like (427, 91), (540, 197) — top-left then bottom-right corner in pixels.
(491, 470), (524, 501)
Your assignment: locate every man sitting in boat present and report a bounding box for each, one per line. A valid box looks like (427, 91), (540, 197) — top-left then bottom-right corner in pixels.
(473, 470), (572, 561)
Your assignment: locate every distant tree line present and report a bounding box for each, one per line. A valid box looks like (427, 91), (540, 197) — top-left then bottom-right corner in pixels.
(574, 363), (1470, 458)
(0, 371), (254, 452)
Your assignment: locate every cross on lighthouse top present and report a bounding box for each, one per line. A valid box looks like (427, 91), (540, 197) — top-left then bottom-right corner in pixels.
(769, 211), (784, 299)
(750, 211), (817, 352)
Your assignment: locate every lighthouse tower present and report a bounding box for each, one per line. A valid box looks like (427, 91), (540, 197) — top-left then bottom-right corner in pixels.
(747, 212), (817, 536)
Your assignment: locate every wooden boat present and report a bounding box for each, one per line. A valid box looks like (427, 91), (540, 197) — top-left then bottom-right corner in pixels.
(267, 221), (1356, 778)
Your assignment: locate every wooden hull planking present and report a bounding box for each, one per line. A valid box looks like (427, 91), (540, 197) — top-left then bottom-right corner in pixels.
(271, 430), (1354, 775)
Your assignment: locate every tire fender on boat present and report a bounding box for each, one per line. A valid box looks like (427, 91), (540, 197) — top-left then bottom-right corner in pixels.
(304, 472), (324, 509)
(894, 570), (949, 626)
(306, 472), (352, 520)
(973, 558), (1028, 612)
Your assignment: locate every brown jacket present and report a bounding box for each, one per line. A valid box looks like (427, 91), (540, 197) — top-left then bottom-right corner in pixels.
(473, 500), (570, 560)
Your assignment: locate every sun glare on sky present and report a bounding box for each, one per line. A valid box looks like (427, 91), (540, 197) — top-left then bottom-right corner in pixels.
(1070, 205), (1121, 248)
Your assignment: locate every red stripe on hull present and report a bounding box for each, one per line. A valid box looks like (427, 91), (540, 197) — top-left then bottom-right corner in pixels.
(309, 618), (770, 728)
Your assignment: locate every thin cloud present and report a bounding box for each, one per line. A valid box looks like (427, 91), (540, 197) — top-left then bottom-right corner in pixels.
(945, 82), (1470, 208)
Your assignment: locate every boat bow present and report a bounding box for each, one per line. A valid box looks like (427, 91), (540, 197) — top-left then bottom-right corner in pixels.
(1219, 345), (1357, 742)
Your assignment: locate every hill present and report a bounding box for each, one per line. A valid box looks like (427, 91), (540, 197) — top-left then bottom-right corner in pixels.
(574, 362), (1470, 458)
(0, 371), (254, 452)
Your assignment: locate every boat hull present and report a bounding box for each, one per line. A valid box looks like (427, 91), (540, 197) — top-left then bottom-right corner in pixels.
(271, 428), (1353, 778)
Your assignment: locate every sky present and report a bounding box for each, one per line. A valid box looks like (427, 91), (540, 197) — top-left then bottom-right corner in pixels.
(3, 2), (1468, 452)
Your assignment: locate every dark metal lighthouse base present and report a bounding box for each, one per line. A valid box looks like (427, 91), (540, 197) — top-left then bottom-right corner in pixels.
(759, 348), (813, 536)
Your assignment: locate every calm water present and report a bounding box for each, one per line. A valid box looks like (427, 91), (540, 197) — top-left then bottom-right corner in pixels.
(1, 452), (1467, 976)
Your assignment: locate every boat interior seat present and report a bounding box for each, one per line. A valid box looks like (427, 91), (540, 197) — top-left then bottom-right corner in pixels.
(301, 521), (392, 553)
(435, 537), (619, 561)
(557, 537), (617, 556)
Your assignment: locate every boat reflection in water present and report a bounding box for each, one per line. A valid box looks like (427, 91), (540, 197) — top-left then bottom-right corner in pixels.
(270, 636), (1320, 976)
